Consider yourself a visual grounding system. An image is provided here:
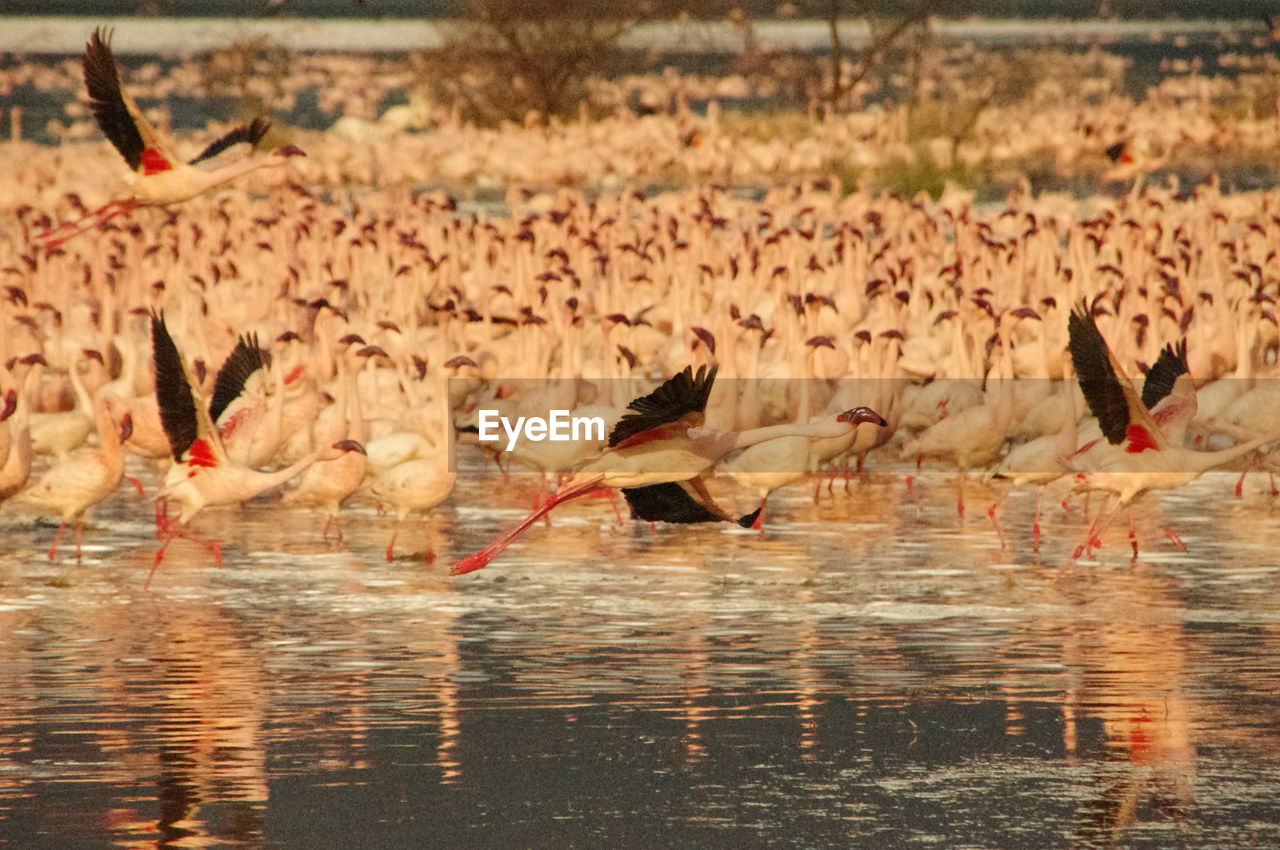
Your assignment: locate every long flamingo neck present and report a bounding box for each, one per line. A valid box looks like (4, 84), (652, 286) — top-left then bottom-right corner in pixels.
(1193, 432), (1280, 471)
(730, 418), (850, 452)
(199, 155), (282, 191)
(250, 447), (326, 494)
(94, 398), (123, 462)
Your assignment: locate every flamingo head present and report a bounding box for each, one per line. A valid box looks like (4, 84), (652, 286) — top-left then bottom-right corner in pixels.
(273, 145), (306, 158)
(837, 406), (888, 428)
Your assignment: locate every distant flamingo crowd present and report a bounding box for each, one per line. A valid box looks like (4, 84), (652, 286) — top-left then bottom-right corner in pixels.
(1, 29), (1280, 579)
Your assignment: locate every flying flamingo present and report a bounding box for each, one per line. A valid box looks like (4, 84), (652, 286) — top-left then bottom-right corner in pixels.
(1067, 300), (1280, 561)
(149, 313), (364, 583)
(452, 364), (886, 575)
(35, 28), (304, 248)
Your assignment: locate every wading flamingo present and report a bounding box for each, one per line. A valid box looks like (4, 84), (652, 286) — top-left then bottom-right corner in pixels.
(17, 391), (133, 562)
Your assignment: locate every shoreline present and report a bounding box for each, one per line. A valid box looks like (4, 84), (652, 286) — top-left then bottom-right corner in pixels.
(0, 16), (1255, 55)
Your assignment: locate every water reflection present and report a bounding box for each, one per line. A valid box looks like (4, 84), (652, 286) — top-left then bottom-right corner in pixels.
(0, 466), (1279, 847)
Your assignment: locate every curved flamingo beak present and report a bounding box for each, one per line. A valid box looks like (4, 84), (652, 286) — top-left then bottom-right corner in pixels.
(0, 389), (16, 422)
(118, 412), (133, 442)
(332, 439), (366, 455)
(837, 406), (888, 427)
(275, 144), (306, 158)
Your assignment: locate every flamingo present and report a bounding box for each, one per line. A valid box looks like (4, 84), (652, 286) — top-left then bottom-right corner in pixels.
(0, 388), (16, 471)
(0, 356), (44, 506)
(988, 377), (1078, 552)
(35, 28), (304, 248)
(149, 313), (364, 583)
(16, 391), (133, 562)
(1067, 301), (1280, 560)
(900, 325), (1015, 518)
(368, 456), (457, 562)
(452, 365), (886, 575)
(282, 351), (368, 543)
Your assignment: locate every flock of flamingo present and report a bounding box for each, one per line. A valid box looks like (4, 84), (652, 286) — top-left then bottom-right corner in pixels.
(1, 28), (1280, 581)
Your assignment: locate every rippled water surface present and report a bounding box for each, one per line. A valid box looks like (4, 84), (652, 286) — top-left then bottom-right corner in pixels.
(2, 462), (1280, 847)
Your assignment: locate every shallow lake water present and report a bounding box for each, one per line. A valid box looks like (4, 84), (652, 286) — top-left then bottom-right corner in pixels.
(1, 461), (1279, 847)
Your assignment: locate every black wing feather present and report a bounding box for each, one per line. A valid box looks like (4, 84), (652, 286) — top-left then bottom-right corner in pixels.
(150, 312), (198, 462)
(208, 334), (265, 423)
(84, 28), (145, 171)
(1141, 340), (1188, 410)
(1068, 302), (1130, 445)
(608, 364), (717, 447)
(188, 117), (271, 166)
(622, 482), (726, 524)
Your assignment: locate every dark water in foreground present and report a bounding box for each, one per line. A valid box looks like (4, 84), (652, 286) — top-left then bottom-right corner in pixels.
(1, 464), (1279, 847)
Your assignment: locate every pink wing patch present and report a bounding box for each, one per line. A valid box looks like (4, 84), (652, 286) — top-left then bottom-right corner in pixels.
(218, 408), (250, 442)
(141, 147), (173, 176)
(1124, 424), (1159, 453)
(186, 438), (217, 468)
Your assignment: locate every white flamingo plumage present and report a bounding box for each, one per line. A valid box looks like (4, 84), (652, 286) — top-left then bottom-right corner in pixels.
(35, 28), (305, 248)
(368, 456), (457, 562)
(1067, 300), (1280, 560)
(149, 313), (365, 583)
(17, 391), (134, 562)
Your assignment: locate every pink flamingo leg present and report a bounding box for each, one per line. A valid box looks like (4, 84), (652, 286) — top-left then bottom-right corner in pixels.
(1072, 494), (1113, 561)
(1128, 513), (1139, 562)
(585, 487), (624, 524)
(48, 521), (67, 561)
(452, 475), (606, 575)
(987, 502), (1005, 549)
(148, 525), (223, 588)
(385, 525), (400, 562)
(1032, 488), (1044, 553)
(34, 198), (137, 249)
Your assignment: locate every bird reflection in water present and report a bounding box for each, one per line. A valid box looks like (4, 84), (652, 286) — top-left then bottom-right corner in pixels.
(1051, 564), (1196, 845)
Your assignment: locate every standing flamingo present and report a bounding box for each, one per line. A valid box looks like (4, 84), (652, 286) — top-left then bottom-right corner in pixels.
(16, 391), (133, 562)
(452, 365), (886, 575)
(0, 356), (45, 506)
(149, 313), (364, 583)
(35, 28), (304, 247)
